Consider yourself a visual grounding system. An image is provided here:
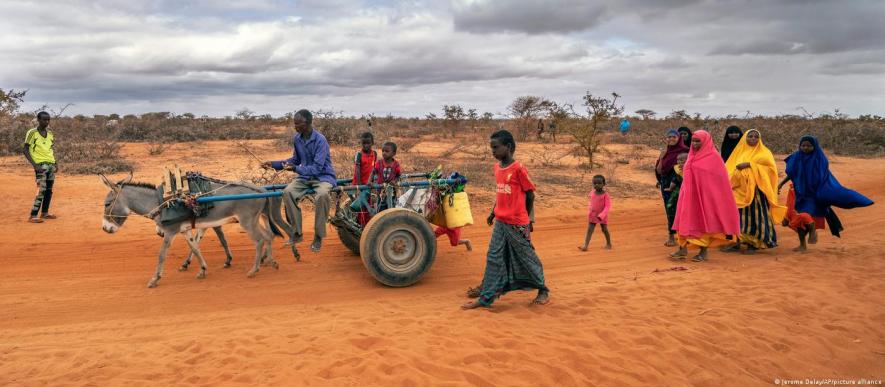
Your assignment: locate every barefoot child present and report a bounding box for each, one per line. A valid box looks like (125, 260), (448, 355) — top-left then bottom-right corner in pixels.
(579, 175), (612, 251)
(435, 226), (472, 251)
(777, 135), (874, 251)
(462, 130), (549, 309)
(781, 183), (822, 252)
(436, 173), (473, 251)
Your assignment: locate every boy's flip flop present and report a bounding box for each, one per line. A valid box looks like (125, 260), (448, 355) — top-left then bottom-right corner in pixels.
(28, 217), (44, 223)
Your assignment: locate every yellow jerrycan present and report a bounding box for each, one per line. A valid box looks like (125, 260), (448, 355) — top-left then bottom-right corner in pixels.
(443, 192), (473, 228)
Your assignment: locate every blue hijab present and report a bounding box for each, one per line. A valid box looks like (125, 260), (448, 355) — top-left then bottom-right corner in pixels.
(785, 135), (873, 222)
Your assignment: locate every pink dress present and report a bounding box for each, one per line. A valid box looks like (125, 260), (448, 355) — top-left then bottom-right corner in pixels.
(588, 191), (611, 224)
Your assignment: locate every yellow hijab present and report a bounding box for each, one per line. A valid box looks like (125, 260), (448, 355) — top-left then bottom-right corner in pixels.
(724, 129), (785, 222)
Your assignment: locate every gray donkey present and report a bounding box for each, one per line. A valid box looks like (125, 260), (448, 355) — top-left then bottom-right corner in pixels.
(100, 173), (292, 288)
(178, 226), (235, 271)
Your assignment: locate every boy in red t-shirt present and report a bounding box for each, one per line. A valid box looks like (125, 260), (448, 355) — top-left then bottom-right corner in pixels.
(462, 130), (549, 310)
(353, 132), (377, 185)
(352, 132), (377, 225)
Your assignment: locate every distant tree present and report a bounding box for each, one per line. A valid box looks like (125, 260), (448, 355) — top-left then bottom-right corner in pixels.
(236, 108), (255, 120)
(467, 108), (478, 132)
(545, 101), (572, 143)
(568, 92), (624, 169)
(635, 109), (656, 120)
(0, 88), (28, 155)
(0, 88), (26, 117)
(442, 104), (466, 138)
(667, 109), (690, 120)
(507, 95), (552, 141)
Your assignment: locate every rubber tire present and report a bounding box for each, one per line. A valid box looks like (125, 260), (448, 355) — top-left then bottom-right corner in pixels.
(337, 226), (361, 255)
(360, 208), (437, 287)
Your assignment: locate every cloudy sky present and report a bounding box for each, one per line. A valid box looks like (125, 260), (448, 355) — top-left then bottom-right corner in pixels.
(2, 0), (884, 117)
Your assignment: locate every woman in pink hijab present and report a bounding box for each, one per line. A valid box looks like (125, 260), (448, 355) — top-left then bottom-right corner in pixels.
(670, 130), (741, 262)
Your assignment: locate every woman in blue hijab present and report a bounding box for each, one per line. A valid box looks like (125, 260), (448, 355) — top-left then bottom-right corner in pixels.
(778, 135), (873, 249)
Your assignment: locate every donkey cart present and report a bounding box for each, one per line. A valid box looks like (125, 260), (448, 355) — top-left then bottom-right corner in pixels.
(196, 173), (471, 287)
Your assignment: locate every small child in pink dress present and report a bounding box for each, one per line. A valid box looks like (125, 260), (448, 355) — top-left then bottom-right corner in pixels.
(579, 175), (612, 251)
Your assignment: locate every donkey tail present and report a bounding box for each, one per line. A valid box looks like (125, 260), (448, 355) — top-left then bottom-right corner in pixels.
(264, 197), (291, 238)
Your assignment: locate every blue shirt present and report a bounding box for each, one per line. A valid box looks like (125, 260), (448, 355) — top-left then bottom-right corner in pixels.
(271, 129), (337, 186)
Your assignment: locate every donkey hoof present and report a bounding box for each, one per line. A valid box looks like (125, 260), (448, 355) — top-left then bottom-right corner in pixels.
(147, 278), (159, 288)
(246, 269), (258, 278)
(271, 261), (279, 270)
(223, 262), (232, 269)
(196, 271), (206, 279)
(179, 265), (188, 272)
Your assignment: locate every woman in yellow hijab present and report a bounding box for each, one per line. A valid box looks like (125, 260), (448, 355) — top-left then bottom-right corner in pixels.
(723, 129), (786, 253)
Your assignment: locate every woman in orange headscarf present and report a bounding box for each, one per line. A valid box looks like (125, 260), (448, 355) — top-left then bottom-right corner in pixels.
(723, 129), (786, 253)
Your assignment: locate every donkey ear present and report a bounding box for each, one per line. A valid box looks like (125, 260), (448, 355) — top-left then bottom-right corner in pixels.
(121, 172), (133, 185)
(99, 174), (114, 189)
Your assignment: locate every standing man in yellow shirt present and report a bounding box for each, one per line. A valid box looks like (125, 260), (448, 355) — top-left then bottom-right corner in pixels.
(23, 111), (58, 223)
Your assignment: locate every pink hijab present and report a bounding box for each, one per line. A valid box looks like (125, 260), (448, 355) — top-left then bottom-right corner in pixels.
(673, 130), (741, 238)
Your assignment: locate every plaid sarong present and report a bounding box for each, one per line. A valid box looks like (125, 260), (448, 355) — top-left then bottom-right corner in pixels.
(478, 221), (548, 306)
(739, 189), (778, 249)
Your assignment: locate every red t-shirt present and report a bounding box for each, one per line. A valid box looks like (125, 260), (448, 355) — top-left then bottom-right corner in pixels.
(353, 150), (377, 185)
(494, 161), (535, 225)
(374, 158), (401, 184)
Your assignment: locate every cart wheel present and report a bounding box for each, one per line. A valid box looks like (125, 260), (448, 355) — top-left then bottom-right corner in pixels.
(360, 208), (437, 287)
(336, 226), (361, 255)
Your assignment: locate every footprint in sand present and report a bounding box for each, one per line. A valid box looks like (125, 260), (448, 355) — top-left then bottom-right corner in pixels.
(770, 342), (791, 352)
(349, 336), (392, 351)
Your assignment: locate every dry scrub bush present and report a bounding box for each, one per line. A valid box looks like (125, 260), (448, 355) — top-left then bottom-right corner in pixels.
(147, 140), (173, 156)
(0, 92), (133, 174)
(237, 161), (290, 186)
(0, 89), (29, 156)
(534, 147), (571, 168)
(609, 114), (885, 156)
(116, 112), (277, 143)
(52, 116), (133, 174)
(508, 96), (551, 141)
(395, 137), (420, 153)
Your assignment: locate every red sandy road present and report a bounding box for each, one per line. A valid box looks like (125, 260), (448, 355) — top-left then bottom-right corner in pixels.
(0, 150), (883, 385)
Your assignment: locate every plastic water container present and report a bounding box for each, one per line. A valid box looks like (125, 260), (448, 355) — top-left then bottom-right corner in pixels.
(443, 192), (473, 228)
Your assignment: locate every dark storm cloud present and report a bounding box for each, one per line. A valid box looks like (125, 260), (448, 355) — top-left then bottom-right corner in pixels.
(452, 0), (607, 34)
(710, 40), (807, 56)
